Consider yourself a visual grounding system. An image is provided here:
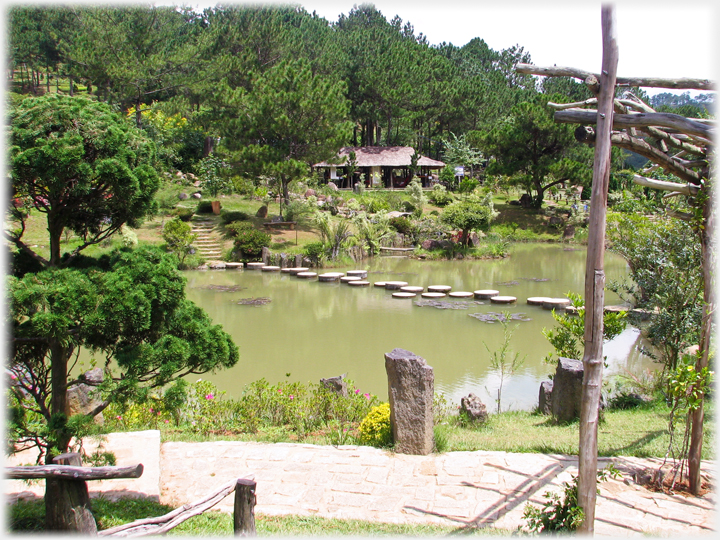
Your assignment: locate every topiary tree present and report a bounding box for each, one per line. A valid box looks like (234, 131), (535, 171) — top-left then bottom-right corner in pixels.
(162, 217), (197, 268)
(440, 193), (497, 246)
(8, 94), (160, 268)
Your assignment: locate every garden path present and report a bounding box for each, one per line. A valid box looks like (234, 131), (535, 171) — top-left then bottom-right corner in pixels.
(5, 431), (715, 536)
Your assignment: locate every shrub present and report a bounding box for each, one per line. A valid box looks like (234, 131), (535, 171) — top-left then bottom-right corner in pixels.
(303, 241), (326, 267)
(225, 221), (255, 237)
(221, 210), (249, 224)
(196, 200), (213, 214)
(358, 403), (392, 448)
(428, 184), (454, 207)
(233, 227), (271, 260)
(388, 216), (414, 236)
(366, 197), (389, 213)
(175, 207), (194, 221)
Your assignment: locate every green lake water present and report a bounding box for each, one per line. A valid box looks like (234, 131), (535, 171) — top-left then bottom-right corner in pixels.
(182, 243), (654, 411)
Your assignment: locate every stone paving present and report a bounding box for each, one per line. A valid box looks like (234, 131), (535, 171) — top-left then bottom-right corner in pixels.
(5, 431), (716, 537)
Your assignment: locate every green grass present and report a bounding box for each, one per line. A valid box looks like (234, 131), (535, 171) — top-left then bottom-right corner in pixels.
(8, 498), (509, 535)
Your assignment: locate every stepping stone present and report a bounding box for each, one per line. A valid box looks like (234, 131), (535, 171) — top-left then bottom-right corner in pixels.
(318, 272), (344, 282)
(392, 291), (416, 298)
(474, 289), (499, 299)
(400, 286), (424, 293)
(490, 295), (517, 304)
(341, 276), (361, 283)
(261, 265), (281, 272)
(421, 292), (447, 298)
(348, 280), (370, 287)
(543, 298), (571, 310)
(449, 291), (474, 298)
(280, 267), (294, 273)
(246, 262), (265, 270)
(428, 285), (452, 293)
(527, 296), (554, 306)
(374, 281), (388, 287)
(296, 271), (317, 279)
(288, 267), (310, 275)
(565, 305), (580, 315)
(385, 281), (409, 290)
(346, 270), (368, 278)
(225, 262), (243, 269)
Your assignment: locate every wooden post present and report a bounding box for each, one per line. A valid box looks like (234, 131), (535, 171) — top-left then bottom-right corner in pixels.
(578, 5), (618, 535)
(233, 478), (257, 536)
(45, 452), (98, 534)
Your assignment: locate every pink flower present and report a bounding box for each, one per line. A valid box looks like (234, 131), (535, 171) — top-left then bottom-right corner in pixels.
(205, 393), (214, 400)
(364, 393), (370, 399)
(164, 420), (169, 424)
(355, 389), (360, 394)
(289, 395), (294, 400)
(157, 411), (161, 416)
(278, 389), (283, 394)
(116, 415), (122, 421)
(10, 374), (16, 380)
(149, 408), (154, 413)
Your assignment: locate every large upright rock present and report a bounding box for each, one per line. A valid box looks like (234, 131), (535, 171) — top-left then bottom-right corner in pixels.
(538, 380), (554, 415)
(66, 368), (104, 424)
(320, 374), (348, 397)
(384, 348), (434, 455)
(551, 357), (584, 422)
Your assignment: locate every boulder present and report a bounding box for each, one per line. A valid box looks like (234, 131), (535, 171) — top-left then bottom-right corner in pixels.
(261, 246), (271, 265)
(192, 192), (202, 199)
(385, 348), (434, 455)
(256, 205), (268, 218)
(178, 192), (189, 200)
(509, 200), (521, 206)
(279, 253), (289, 268)
(320, 374), (348, 397)
(327, 182), (339, 191)
(563, 225), (576, 239)
(66, 368), (104, 424)
(304, 188), (316, 198)
(460, 393), (488, 424)
(294, 254), (303, 267)
(538, 380), (554, 415)
(469, 232), (480, 247)
(421, 239), (443, 250)
(551, 357), (584, 423)
(519, 193), (533, 208)
(549, 216), (563, 227)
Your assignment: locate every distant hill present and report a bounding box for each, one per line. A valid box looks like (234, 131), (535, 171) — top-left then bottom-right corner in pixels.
(650, 92), (714, 117)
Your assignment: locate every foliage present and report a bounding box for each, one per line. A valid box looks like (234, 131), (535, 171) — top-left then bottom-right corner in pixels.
(174, 207), (194, 222)
(220, 210), (249, 224)
(283, 199), (313, 223)
(607, 212), (702, 371)
(313, 211), (353, 260)
(352, 211), (393, 256)
(231, 227), (271, 261)
(440, 192), (497, 245)
(440, 132), (484, 177)
(8, 246), (238, 459)
(197, 155), (232, 198)
(404, 178), (427, 217)
(388, 216), (415, 236)
(542, 293), (626, 364)
(428, 184), (454, 207)
(484, 313), (525, 413)
(521, 466), (621, 533)
(302, 241), (326, 267)
(358, 403), (392, 448)
(162, 217), (197, 268)
(195, 200), (214, 214)
(8, 94), (159, 268)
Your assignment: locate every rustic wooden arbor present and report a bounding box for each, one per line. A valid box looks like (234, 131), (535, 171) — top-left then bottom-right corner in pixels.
(516, 5), (714, 533)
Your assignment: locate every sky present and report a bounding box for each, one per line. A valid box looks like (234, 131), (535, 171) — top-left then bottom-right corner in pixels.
(177, 0), (718, 95)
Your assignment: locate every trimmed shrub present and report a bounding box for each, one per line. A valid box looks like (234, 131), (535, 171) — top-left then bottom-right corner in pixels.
(233, 227), (271, 260)
(175, 207), (194, 221)
(225, 221), (255, 237)
(196, 200), (213, 214)
(221, 210), (249, 224)
(358, 403), (392, 448)
(388, 216), (414, 236)
(303, 241), (326, 267)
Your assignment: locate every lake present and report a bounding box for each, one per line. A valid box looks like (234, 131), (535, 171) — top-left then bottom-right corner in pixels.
(183, 243), (654, 411)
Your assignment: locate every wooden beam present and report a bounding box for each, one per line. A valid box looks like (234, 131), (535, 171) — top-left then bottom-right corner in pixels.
(632, 174), (700, 196)
(554, 109), (713, 138)
(6, 463), (144, 480)
(516, 63), (714, 90)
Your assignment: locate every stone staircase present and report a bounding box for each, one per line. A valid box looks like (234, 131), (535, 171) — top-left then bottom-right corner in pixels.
(190, 216), (224, 261)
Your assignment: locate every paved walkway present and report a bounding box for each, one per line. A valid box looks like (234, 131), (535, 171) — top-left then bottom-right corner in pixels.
(5, 431), (715, 537)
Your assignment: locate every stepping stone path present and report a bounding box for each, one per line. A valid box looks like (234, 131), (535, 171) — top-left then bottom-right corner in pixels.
(296, 271), (317, 279)
(261, 265), (281, 272)
(527, 296), (554, 305)
(385, 281), (409, 290)
(427, 285), (452, 293)
(448, 291), (473, 298)
(246, 262), (265, 270)
(392, 291), (416, 298)
(288, 267), (310, 275)
(543, 298), (571, 310)
(400, 286), (424, 293)
(474, 289), (499, 299)
(318, 272), (344, 282)
(374, 281), (388, 287)
(348, 280), (370, 287)
(340, 276), (361, 283)
(346, 270), (368, 278)
(421, 292), (447, 298)
(490, 295), (517, 304)
(190, 216), (224, 260)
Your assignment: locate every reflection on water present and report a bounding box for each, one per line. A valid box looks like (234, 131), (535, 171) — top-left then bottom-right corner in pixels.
(184, 244), (655, 410)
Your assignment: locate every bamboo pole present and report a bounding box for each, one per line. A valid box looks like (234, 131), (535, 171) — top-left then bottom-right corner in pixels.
(577, 5), (618, 535)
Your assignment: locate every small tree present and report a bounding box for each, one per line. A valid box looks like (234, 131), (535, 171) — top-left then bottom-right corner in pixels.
(440, 191), (497, 245)
(162, 217), (197, 268)
(484, 313), (525, 413)
(404, 178), (427, 218)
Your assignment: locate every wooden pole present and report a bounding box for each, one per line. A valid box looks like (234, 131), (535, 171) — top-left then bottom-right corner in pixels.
(233, 478), (257, 536)
(45, 452), (98, 533)
(578, 5), (618, 535)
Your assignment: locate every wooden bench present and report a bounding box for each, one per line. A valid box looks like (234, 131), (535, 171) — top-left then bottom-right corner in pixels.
(263, 221), (297, 230)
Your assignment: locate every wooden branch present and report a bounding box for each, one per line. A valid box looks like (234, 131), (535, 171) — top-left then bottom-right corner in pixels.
(98, 478), (240, 537)
(516, 63), (714, 90)
(632, 174), (700, 196)
(666, 209), (694, 221)
(554, 109), (713, 138)
(6, 463), (143, 480)
(634, 126), (706, 155)
(548, 99), (598, 110)
(617, 98), (655, 113)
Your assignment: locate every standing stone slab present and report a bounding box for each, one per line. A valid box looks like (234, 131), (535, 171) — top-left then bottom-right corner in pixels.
(384, 348), (434, 455)
(551, 358), (584, 422)
(538, 380), (554, 415)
